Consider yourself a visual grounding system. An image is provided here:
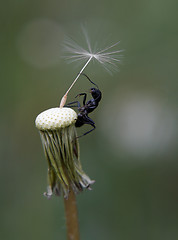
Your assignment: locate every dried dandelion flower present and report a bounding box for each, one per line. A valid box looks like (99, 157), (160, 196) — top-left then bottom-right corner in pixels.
(35, 107), (94, 199)
(35, 28), (122, 240)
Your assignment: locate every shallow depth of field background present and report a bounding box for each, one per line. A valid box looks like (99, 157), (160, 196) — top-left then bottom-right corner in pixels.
(0, 1), (178, 240)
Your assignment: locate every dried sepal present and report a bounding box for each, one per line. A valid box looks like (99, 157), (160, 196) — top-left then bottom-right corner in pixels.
(35, 107), (94, 198)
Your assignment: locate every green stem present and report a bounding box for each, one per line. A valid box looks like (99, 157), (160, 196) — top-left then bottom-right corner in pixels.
(64, 189), (80, 240)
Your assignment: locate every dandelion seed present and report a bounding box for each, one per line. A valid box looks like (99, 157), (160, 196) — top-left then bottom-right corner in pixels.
(60, 31), (122, 108)
(63, 36), (122, 71)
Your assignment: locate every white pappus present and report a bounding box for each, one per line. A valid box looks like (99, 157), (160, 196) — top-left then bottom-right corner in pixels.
(60, 29), (122, 108)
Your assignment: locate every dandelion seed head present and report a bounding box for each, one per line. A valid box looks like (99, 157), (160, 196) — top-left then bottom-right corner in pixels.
(35, 107), (77, 130)
(35, 106), (94, 198)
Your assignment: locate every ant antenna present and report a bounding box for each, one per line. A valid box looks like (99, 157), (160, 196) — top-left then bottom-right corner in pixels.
(81, 73), (99, 89)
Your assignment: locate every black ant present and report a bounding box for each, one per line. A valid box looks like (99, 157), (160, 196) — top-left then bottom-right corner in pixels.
(65, 73), (102, 137)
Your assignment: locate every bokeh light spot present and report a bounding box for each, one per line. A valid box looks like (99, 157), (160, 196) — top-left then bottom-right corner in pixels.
(17, 19), (63, 68)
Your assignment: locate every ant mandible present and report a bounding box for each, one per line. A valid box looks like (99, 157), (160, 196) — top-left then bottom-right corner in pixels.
(65, 73), (102, 137)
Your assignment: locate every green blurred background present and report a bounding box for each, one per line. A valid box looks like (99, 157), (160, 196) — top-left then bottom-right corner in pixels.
(1, 0), (178, 239)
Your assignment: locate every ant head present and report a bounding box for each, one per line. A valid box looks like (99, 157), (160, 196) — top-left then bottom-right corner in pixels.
(90, 87), (97, 93)
(90, 88), (101, 100)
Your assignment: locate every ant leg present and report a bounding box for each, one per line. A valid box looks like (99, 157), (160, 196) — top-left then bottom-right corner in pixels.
(82, 124), (96, 136)
(64, 101), (81, 108)
(75, 93), (87, 105)
(77, 116), (96, 138)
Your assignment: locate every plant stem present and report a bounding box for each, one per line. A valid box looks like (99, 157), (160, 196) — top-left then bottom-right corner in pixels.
(64, 189), (80, 240)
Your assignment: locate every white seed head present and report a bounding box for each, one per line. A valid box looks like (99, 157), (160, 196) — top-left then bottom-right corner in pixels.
(35, 107), (77, 130)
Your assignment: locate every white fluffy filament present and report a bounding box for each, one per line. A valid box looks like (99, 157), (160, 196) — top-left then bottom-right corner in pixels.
(60, 32), (122, 108)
